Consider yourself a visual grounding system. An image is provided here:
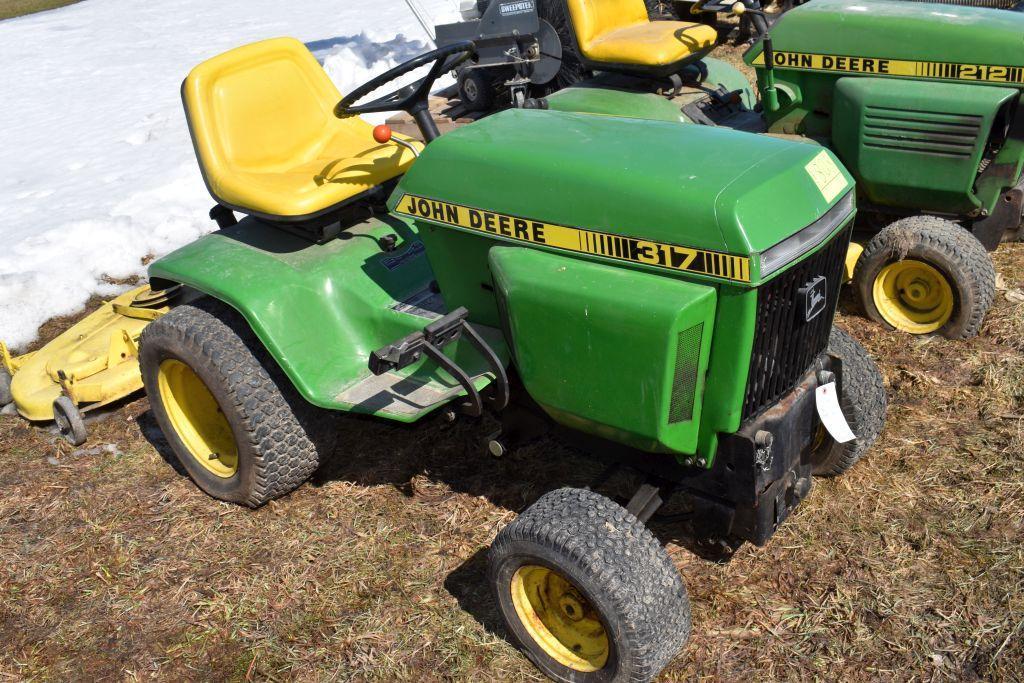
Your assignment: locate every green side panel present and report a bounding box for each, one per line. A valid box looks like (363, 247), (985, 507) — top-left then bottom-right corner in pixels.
(832, 78), (1015, 214)
(695, 284), (758, 461)
(975, 110), (1024, 211)
(489, 246), (716, 455)
(760, 0), (1024, 70)
(545, 87), (688, 123)
(148, 218), (506, 421)
(701, 56), (757, 110)
(746, 0), (1024, 165)
(391, 109), (852, 271)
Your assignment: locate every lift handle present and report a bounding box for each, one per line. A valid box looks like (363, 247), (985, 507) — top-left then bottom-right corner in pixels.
(368, 307), (509, 416)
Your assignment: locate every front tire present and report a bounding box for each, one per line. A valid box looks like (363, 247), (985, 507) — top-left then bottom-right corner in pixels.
(489, 488), (691, 682)
(854, 216), (995, 339)
(810, 327), (886, 477)
(140, 298), (324, 507)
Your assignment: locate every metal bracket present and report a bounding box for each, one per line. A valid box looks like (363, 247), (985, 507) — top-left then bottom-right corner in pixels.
(972, 176), (1024, 251)
(368, 307), (509, 417)
(626, 479), (679, 524)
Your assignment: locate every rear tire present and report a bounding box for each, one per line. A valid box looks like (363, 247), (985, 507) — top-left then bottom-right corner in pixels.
(489, 488), (691, 682)
(810, 327), (886, 477)
(854, 216), (995, 339)
(140, 298), (324, 507)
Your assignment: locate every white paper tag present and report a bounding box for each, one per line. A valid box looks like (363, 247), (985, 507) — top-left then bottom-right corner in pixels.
(815, 382), (856, 444)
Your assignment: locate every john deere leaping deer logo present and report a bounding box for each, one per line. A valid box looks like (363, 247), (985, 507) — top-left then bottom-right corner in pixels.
(800, 276), (828, 323)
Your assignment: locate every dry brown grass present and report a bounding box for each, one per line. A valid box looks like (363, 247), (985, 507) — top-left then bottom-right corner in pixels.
(2, 245), (1021, 682)
(0, 0), (81, 21)
(1, 34), (1023, 682)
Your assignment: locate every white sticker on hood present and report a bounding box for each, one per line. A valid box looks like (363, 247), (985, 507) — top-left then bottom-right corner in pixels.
(805, 150), (847, 202)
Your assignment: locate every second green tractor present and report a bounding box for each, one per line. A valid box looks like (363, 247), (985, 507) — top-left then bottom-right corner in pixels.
(437, 0), (1024, 339)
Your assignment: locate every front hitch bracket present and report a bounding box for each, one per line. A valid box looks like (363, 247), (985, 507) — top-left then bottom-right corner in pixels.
(368, 307), (509, 417)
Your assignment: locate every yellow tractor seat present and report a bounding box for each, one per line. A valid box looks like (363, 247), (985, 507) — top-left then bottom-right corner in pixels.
(182, 37), (420, 222)
(567, 0), (717, 75)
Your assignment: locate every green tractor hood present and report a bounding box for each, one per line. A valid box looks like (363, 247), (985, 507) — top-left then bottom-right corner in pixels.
(389, 109), (852, 285)
(756, 0), (1024, 75)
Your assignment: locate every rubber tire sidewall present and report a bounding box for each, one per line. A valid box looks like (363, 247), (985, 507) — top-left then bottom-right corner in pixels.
(492, 543), (624, 683)
(855, 217), (994, 339)
(459, 69), (493, 112)
(141, 332), (258, 505)
(0, 367), (11, 407)
(811, 327), (887, 477)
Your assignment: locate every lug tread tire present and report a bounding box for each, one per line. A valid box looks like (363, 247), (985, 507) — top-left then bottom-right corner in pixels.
(140, 299), (322, 507)
(53, 395), (88, 447)
(0, 367), (11, 407)
(490, 487), (690, 682)
(812, 327), (887, 477)
(854, 216), (996, 339)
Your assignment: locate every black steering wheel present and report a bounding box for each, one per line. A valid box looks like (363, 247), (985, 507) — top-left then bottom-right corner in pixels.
(334, 41), (476, 143)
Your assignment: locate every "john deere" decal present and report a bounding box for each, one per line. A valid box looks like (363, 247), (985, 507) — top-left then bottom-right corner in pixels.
(394, 194), (752, 283)
(752, 50), (1024, 85)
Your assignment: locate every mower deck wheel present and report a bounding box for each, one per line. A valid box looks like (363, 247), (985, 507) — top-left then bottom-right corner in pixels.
(811, 327), (887, 477)
(53, 396), (87, 447)
(0, 367), (12, 407)
(854, 216), (995, 339)
(489, 487), (691, 682)
(140, 298), (325, 508)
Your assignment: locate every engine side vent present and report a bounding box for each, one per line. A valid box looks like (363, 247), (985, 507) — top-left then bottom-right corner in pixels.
(668, 323), (704, 424)
(863, 106), (982, 159)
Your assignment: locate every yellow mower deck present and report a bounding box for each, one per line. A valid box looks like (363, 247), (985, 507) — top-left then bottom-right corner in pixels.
(2, 285), (176, 422)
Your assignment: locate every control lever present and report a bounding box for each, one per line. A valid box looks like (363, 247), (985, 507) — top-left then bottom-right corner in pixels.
(373, 124), (420, 158)
(729, 2), (779, 113)
(369, 307), (510, 417)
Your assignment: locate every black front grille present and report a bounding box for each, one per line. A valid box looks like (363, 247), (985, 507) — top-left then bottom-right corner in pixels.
(742, 224), (852, 420)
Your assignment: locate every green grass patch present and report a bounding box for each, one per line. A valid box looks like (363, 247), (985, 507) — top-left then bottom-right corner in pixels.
(0, 0), (82, 21)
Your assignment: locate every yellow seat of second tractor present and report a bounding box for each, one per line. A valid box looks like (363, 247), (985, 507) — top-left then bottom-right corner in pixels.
(568, 0), (717, 74)
(183, 37), (420, 222)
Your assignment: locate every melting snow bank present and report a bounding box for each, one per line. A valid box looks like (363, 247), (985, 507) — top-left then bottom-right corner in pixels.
(0, 0), (455, 350)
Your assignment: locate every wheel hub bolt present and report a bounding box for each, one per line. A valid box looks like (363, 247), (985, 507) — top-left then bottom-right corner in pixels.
(558, 594), (584, 621)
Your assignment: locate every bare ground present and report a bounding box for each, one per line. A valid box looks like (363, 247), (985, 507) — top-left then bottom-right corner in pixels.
(1, 243), (1021, 682)
(0, 0), (81, 21)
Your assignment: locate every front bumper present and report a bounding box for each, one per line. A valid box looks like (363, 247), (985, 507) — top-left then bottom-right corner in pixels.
(681, 351), (839, 546)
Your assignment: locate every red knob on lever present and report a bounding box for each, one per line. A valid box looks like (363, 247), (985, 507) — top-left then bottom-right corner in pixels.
(373, 124), (393, 144)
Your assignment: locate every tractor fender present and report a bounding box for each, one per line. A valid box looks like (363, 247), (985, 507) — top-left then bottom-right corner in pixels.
(148, 217), (503, 418)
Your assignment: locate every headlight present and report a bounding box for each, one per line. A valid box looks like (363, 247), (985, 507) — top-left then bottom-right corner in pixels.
(759, 191), (855, 278)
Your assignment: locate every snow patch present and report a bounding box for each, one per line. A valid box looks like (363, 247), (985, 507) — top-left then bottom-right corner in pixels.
(0, 0), (461, 351)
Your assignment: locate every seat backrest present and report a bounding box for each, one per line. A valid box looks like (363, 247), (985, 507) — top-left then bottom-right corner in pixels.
(567, 0), (650, 47)
(183, 38), (345, 180)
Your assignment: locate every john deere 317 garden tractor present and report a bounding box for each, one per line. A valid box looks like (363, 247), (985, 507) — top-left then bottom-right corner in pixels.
(435, 0), (1024, 339)
(141, 36), (886, 682)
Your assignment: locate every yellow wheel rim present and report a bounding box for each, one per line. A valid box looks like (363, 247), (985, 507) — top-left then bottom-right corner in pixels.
(510, 565), (610, 672)
(872, 260), (954, 334)
(157, 359), (239, 478)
